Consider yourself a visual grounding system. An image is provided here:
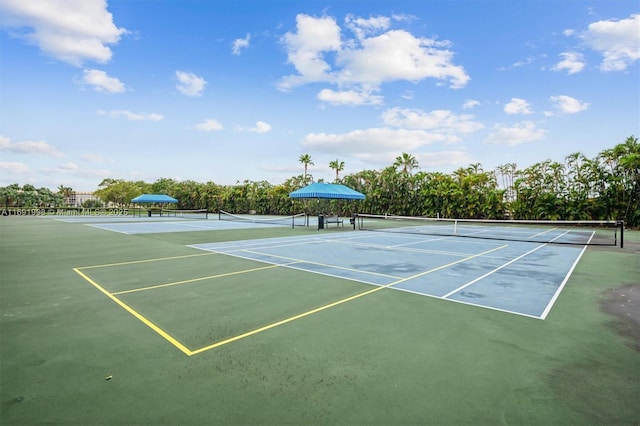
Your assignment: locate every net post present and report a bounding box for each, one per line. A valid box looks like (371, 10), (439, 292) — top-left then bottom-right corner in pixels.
(619, 220), (624, 248)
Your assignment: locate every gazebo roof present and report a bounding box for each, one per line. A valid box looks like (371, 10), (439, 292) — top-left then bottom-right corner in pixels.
(289, 182), (365, 200)
(131, 194), (178, 203)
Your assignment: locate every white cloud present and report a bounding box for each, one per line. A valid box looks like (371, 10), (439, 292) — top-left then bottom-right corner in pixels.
(43, 163), (112, 178)
(246, 121), (272, 134)
(401, 91), (414, 100)
(279, 14), (342, 89)
(82, 69), (125, 93)
(336, 30), (469, 88)
(97, 110), (163, 121)
(551, 52), (586, 74)
(317, 88), (383, 105)
(58, 162), (78, 171)
(512, 56), (535, 68)
(175, 71), (206, 96)
(302, 127), (445, 159)
(381, 108), (483, 134)
(278, 13), (469, 103)
(549, 95), (590, 114)
(577, 13), (640, 71)
(196, 118), (224, 132)
(463, 99), (480, 109)
(504, 98), (533, 115)
(0, 0), (127, 66)
(0, 135), (63, 156)
(498, 56), (538, 71)
(232, 33), (250, 55)
(345, 14), (391, 41)
(483, 121), (546, 145)
(0, 161), (29, 174)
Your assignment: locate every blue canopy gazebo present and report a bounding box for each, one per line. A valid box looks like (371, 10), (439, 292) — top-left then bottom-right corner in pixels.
(289, 182), (366, 200)
(131, 194), (178, 217)
(131, 194), (178, 204)
(289, 183), (365, 229)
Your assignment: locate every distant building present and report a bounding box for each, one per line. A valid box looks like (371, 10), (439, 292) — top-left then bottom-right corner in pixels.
(67, 191), (100, 207)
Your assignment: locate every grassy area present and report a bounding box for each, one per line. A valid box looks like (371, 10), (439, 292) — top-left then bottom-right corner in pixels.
(1, 216), (638, 425)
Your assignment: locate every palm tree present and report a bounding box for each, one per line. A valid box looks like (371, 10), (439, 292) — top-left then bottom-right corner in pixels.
(299, 154), (314, 179)
(612, 136), (640, 224)
(393, 152), (419, 175)
(57, 185), (73, 206)
(467, 162), (483, 175)
(548, 161), (565, 195)
(329, 159), (345, 182)
(1, 184), (20, 209)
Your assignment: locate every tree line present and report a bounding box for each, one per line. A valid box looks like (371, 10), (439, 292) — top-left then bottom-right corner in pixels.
(2, 136), (638, 227)
(0, 184), (64, 210)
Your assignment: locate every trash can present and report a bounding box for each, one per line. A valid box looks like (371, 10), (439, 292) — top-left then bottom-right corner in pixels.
(318, 215), (324, 230)
(148, 210), (152, 217)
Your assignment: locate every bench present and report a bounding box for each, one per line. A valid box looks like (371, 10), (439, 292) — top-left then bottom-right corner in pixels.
(324, 216), (343, 227)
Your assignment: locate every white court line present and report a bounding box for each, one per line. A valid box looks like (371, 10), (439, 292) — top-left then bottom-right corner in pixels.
(529, 227), (558, 239)
(241, 249), (404, 280)
(190, 229), (585, 319)
(222, 244), (546, 320)
(387, 286), (543, 320)
(166, 221), (221, 229)
(86, 223), (134, 235)
(189, 238), (334, 254)
(324, 238), (490, 258)
(88, 219), (220, 234)
(198, 248), (398, 286)
(441, 230), (577, 318)
(194, 234), (495, 261)
(441, 243), (550, 299)
(539, 231), (594, 319)
(188, 233), (378, 254)
(320, 232), (516, 261)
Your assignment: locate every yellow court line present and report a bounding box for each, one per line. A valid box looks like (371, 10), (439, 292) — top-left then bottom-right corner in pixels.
(77, 252), (217, 270)
(112, 263), (291, 295)
(189, 243), (508, 356)
(73, 268), (194, 356)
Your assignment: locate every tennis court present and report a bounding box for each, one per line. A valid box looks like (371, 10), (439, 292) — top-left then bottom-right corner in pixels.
(189, 232), (585, 319)
(72, 225), (591, 359)
(52, 211), (308, 234)
(2, 215), (639, 425)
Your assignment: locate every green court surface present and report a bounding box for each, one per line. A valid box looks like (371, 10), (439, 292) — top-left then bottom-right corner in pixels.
(1, 216), (639, 425)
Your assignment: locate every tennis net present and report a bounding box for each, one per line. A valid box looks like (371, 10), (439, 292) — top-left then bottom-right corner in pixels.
(160, 209), (209, 219)
(355, 214), (623, 247)
(218, 210), (307, 228)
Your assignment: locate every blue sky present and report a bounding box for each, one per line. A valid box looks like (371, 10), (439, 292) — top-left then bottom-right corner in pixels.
(1, 0), (638, 191)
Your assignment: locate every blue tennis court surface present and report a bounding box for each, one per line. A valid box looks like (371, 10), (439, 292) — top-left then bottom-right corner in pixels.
(188, 231), (587, 319)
